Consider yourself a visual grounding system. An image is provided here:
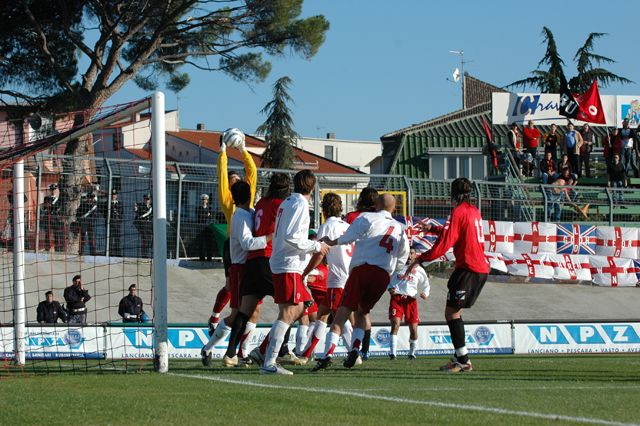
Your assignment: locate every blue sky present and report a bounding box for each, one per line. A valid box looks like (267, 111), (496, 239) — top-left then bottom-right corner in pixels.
(108, 0), (639, 140)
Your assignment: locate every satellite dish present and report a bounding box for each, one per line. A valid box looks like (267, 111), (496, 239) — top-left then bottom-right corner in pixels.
(452, 68), (461, 83)
(28, 114), (42, 131)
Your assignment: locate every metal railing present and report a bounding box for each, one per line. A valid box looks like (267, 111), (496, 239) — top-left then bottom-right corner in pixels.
(4, 154), (640, 261)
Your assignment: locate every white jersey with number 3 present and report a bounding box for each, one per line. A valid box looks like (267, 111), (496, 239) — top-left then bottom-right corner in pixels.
(337, 211), (409, 275)
(318, 216), (352, 289)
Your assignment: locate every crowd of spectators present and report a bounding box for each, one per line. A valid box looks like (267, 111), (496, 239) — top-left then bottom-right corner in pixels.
(507, 119), (640, 188)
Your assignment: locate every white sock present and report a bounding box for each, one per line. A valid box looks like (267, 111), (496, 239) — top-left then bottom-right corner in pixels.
(321, 331), (340, 358)
(302, 320), (327, 354)
(296, 324), (309, 354)
(455, 346), (469, 358)
(390, 334), (398, 356)
(240, 321), (256, 356)
(203, 319), (231, 353)
(263, 320), (289, 368)
(409, 339), (417, 356)
(351, 328), (365, 351)
(306, 321), (318, 341)
(341, 320), (353, 351)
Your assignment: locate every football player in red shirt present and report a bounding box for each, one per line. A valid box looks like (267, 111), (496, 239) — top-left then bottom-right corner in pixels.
(407, 178), (489, 373)
(220, 173), (291, 365)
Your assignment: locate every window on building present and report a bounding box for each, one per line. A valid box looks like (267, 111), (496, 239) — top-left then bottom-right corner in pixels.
(430, 156), (444, 179)
(446, 157), (457, 179)
(460, 156), (470, 178)
(472, 155), (485, 179)
(112, 133), (121, 151)
(324, 145), (334, 161)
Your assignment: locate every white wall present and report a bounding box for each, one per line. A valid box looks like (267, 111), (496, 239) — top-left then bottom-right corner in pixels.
(296, 136), (381, 173)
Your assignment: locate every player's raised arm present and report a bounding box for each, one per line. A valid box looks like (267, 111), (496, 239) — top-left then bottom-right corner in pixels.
(419, 211), (460, 263)
(335, 215), (368, 246)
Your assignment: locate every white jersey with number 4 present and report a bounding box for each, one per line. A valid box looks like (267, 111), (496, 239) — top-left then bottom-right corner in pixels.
(318, 216), (352, 289)
(337, 211), (409, 275)
(388, 264), (430, 298)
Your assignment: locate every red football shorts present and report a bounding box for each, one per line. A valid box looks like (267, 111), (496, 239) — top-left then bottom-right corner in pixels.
(327, 288), (344, 311)
(229, 263), (246, 309)
(389, 294), (420, 324)
(310, 287), (327, 309)
(273, 273), (311, 305)
(340, 264), (390, 314)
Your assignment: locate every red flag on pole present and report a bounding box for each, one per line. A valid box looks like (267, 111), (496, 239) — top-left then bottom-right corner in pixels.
(575, 80), (607, 124)
(481, 116), (499, 170)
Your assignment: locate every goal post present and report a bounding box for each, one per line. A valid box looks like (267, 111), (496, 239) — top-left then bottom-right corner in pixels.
(151, 91), (168, 373)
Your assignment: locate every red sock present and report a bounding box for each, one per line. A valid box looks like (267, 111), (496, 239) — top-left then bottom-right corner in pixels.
(302, 336), (320, 359)
(258, 334), (270, 355)
(325, 343), (337, 357)
(352, 339), (361, 351)
(212, 287), (231, 314)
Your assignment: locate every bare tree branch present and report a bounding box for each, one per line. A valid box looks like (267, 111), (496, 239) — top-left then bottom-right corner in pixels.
(23, 4), (75, 93)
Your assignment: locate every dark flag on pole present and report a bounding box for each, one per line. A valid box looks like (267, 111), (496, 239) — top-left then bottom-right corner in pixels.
(559, 74), (607, 124)
(558, 73), (580, 119)
(481, 116), (499, 170)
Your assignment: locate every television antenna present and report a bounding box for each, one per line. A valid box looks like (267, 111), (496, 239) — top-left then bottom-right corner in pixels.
(446, 50), (470, 109)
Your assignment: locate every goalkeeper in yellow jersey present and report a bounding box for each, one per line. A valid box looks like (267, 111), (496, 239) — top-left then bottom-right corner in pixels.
(207, 128), (257, 336)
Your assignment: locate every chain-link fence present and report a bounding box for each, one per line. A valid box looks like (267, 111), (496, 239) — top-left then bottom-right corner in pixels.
(6, 155), (639, 261)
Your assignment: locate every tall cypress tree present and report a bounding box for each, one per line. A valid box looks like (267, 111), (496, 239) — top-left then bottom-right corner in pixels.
(258, 76), (297, 170)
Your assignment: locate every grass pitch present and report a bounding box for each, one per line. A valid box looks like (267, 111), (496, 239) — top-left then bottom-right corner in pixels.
(1, 355), (639, 425)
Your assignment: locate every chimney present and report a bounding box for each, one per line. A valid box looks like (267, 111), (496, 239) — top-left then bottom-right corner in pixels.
(196, 123), (205, 130)
(326, 132), (336, 139)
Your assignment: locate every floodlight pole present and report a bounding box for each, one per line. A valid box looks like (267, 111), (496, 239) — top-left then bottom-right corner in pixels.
(152, 91), (168, 373)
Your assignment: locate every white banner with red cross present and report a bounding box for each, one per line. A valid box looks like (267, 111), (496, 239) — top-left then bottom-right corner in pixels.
(482, 220), (514, 253)
(484, 252), (508, 273)
(513, 222), (558, 255)
(589, 256), (640, 287)
(595, 226), (639, 259)
(547, 254), (592, 281)
(503, 253), (555, 279)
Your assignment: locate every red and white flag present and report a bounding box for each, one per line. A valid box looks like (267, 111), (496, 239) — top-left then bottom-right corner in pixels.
(547, 254), (591, 281)
(595, 226), (639, 259)
(483, 220), (514, 254)
(503, 253), (554, 279)
(575, 80), (607, 125)
(514, 222), (557, 255)
(589, 256), (639, 287)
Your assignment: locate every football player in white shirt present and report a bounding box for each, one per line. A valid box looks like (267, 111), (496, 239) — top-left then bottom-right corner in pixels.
(313, 194), (409, 371)
(387, 247), (430, 360)
(261, 170), (330, 375)
(201, 182), (268, 366)
(299, 193), (354, 363)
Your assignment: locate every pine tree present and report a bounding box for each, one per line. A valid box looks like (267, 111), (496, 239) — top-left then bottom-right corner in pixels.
(258, 77), (297, 170)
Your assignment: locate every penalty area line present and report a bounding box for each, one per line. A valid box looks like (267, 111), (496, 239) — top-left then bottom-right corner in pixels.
(168, 373), (638, 426)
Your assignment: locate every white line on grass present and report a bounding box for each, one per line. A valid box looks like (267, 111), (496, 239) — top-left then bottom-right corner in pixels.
(169, 373), (638, 426)
(346, 384), (640, 392)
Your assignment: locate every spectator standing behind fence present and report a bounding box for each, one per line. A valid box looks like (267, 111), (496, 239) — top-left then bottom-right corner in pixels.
(561, 123), (583, 176)
(543, 124), (560, 164)
(76, 192), (98, 256)
(618, 119), (639, 178)
(42, 183), (64, 252)
(64, 275), (91, 324)
(196, 193), (214, 261)
(134, 193), (153, 258)
(539, 151), (556, 184)
(37, 290), (68, 324)
(522, 121), (541, 164)
(105, 189), (123, 257)
(118, 284), (146, 323)
(608, 153), (626, 205)
(579, 123), (595, 178)
(506, 122), (522, 166)
(546, 177), (574, 222)
(602, 128), (621, 168)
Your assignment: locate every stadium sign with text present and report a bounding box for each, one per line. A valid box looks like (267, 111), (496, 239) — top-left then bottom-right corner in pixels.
(514, 323), (640, 354)
(492, 92), (619, 126)
(0, 326), (104, 359)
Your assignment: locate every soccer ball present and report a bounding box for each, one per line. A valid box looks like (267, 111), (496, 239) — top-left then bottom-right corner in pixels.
(222, 128), (245, 149)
